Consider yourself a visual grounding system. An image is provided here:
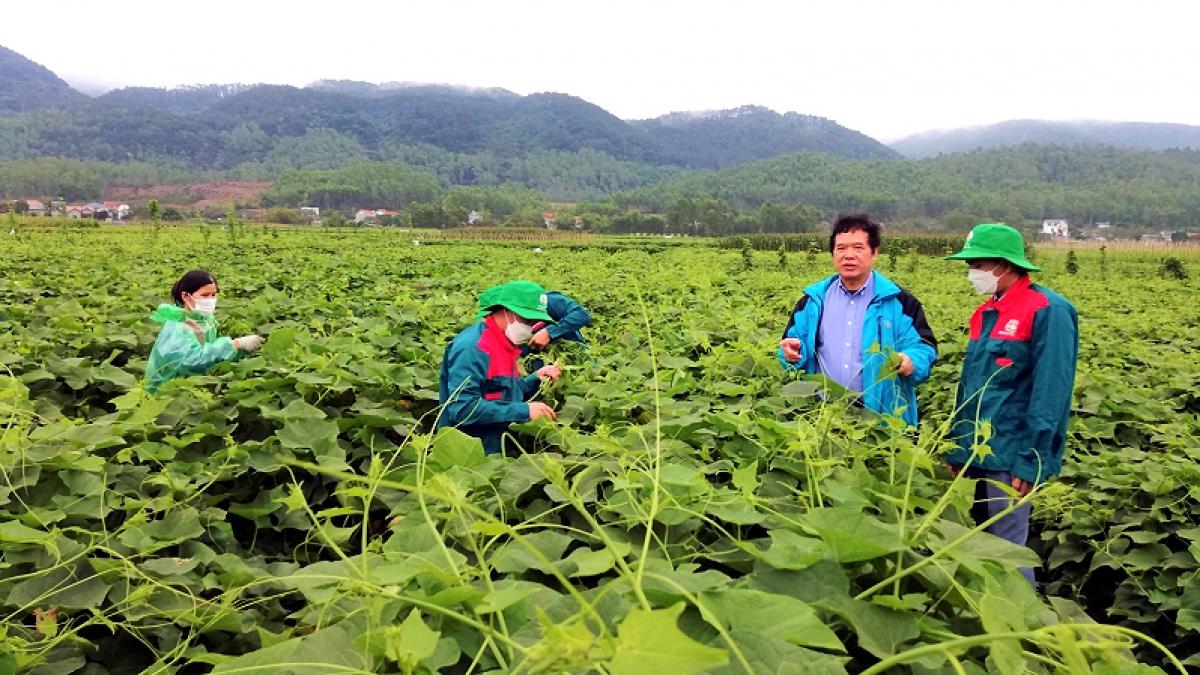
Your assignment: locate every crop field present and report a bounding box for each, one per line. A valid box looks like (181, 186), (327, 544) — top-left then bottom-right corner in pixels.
(1, 225), (1197, 674)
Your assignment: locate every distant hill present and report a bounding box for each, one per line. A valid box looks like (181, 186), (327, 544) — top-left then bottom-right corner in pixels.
(633, 105), (899, 167)
(892, 120), (1200, 157)
(614, 143), (1200, 231)
(97, 84), (262, 112)
(307, 80), (518, 100)
(0, 43), (907, 174)
(0, 44), (87, 113)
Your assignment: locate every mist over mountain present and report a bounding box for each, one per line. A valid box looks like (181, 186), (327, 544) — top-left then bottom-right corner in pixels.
(892, 119), (1200, 157)
(307, 80), (519, 100)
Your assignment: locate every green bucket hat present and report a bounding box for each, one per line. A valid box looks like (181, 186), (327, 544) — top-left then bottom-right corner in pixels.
(944, 223), (1041, 272)
(475, 280), (555, 321)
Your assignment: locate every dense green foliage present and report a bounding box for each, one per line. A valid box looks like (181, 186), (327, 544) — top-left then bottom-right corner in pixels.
(6, 142), (1200, 234)
(260, 162), (441, 211)
(0, 157), (203, 202)
(615, 146), (1200, 229)
(0, 226), (1196, 673)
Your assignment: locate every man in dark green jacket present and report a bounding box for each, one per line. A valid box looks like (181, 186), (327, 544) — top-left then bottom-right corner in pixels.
(438, 280), (562, 455)
(945, 223), (1079, 585)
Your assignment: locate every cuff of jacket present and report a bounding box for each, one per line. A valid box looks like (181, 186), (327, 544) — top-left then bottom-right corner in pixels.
(1011, 446), (1050, 485)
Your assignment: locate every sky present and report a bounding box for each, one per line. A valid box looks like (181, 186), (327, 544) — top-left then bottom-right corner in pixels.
(3, 0), (1198, 141)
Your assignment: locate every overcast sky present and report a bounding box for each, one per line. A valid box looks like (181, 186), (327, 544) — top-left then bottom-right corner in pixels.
(4, 0), (1198, 140)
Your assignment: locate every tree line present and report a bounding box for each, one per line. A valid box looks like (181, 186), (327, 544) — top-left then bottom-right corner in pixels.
(4, 144), (1200, 232)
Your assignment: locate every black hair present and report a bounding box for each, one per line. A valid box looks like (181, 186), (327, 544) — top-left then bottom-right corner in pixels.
(171, 269), (218, 306)
(828, 212), (882, 253)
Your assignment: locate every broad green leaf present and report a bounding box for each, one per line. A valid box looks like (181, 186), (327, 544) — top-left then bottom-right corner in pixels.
(212, 622), (366, 673)
(384, 610), (440, 669)
(477, 582), (539, 613)
(276, 418), (340, 452)
(118, 508), (204, 551)
(731, 459), (759, 496)
(428, 427), (486, 470)
(610, 603), (729, 675)
(780, 380), (822, 397)
(6, 564), (110, 610)
(260, 327), (301, 358)
(709, 631), (848, 675)
(1177, 609), (1200, 632)
(929, 519), (1040, 575)
(141, 557), (200, 576)
(706, 497), (766, 525)
(492, 531), (573, 574)
(264, 398), (327, 421)
(800, 507), (905, 563)
(92, 363), (137, 389)
(700, 589), (844, 652)
(559, 546), (620, 578)
(0, 520), (52, 544)
(756, 530), (828, 571)
(818, 596), (919, 659)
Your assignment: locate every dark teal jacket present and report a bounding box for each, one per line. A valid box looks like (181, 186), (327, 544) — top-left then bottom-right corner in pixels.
(438, 316), (541, 455)
(948, 277), (1079, 484)
(543, 292), (591, 343)
(778, 271), (938, 427)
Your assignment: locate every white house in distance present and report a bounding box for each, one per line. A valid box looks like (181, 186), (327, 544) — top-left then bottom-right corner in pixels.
(1041, 219), (1070, 239)
(104, 201), (131, 221)
(354, 208), (400, 224)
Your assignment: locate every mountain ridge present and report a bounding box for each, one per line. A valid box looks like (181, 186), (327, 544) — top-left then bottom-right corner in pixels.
(892, 119), (1200, 157)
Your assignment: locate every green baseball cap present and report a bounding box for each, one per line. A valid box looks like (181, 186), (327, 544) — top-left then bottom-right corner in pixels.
(475, 280), (555, 321)
(944, 223), (1041, 272)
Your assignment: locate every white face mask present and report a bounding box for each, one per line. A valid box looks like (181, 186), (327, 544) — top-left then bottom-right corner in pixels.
(504, 315), (533, 345)
(967, 268), (1000, 295)
(191, 296), (218, 316)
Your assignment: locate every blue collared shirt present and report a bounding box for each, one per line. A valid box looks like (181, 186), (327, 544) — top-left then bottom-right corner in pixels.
(816, 274), (874, 392)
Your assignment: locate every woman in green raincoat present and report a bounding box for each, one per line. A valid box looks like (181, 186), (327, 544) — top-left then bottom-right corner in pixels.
(145, 269), (264, 393)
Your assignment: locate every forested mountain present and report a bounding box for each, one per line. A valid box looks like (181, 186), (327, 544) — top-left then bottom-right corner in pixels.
(2, 43), (1198, 229)
(0, 43), (904, 179)
(633, 105), (898, 167)
(892, 120), (1200, 157)
(0, 45), (87, 113)
(615, 144), (1200, 230)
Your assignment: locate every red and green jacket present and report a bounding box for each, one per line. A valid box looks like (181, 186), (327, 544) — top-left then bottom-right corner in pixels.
(948, 277), (1079, 484)
(437, 315), (541, 455)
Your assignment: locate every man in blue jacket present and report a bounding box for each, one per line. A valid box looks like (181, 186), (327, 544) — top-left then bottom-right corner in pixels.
(944, 223), (1079, 585)
(438, 280), (562, 455)
(778, 213), (938, 427)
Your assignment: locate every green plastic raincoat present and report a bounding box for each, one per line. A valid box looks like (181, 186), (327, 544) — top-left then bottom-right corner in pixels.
(145, 304), (241, 393)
